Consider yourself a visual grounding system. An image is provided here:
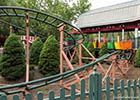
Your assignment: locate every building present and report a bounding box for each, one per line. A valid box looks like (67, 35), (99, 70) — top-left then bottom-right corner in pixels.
(77, 0), (140, 49)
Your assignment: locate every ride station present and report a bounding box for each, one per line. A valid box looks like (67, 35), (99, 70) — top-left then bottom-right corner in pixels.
(77, 0), (140, 52)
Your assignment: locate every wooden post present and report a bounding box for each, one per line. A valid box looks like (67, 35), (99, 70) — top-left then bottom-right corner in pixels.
(58, 25), (65, 86)
(25, 11), (30, 83)
(79, 43), (82, 66)
(10, 26), (13, 36)
(35, 35), (37, 39)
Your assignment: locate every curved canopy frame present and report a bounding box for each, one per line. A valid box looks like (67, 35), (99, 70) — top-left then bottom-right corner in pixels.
(0, 6), (84, 48)
(0, 6), (85, 96)
(0, 19), (46, 39)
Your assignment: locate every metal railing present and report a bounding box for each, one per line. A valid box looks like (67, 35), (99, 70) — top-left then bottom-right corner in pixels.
(1, 65), (140, 100)
(0, 51), (119, 96)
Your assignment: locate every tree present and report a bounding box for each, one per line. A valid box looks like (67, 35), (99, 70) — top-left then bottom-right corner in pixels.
(0, 34), (25, 80)
(30, 37), (43, 65)
(0, 0), (27, 37)
(38, 35), (60, 76)
(134, 48), (140, 67)
(18, 0), (91, 37)
(87, 41), (95, 57)
(72, 0), (91, 22)
(0, 0), (91, 38)
(99, 43), (108, 57)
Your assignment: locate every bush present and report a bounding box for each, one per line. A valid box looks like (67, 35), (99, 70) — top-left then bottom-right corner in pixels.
(87, 42), (95, 57)
(30, 37), (43, 65)
(134, 48), (140, 67)
(38, 35), (60, 76)
(0, 34), (25, 80)
(99, 43), (108, 57)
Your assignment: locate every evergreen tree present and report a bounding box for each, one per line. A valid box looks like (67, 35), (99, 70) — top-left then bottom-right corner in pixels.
(0, 35), (25, 80)
(30, 37), (43, 65)
(87, 42), (95, 57)
(99, 43), (108, 57)
(38, 35), (60, 76)
(134, 48), (140, 67)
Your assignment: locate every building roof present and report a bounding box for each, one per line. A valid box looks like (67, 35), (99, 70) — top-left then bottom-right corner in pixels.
(77, 0), (140, 28)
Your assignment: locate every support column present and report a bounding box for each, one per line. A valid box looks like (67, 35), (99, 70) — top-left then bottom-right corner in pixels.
(122, 29), (124, 41)
(25, 11), (30, 83)
(58, 25), (65, 86)
(135, 28), (138, 49)
(79, 43), (82, 66)
(10, 26), (13, 36)
(98, 31), (101, 42)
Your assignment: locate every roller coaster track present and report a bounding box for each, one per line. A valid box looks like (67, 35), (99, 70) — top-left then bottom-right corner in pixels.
(0, 6), (85, 50)
(0, 6), (120, 96)
(0, 19), (46, 39)
(0, 51), (119, 95)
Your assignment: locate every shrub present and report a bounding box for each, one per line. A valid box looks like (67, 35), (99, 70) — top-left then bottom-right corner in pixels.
(99, 43), (108, 57)
(38, 35), (60, 76)
(134, 48), (140, 67)
(87, 42), (95, 57)
(30, 37), (43, 65)
(0, 34), (25, 80)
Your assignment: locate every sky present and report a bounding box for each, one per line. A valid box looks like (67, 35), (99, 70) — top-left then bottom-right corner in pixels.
(88, 0), (133, 9)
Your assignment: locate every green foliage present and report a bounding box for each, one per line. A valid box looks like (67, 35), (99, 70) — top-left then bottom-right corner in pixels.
(0, 34), (25, 80)
(134, 48), (140, 67)
(30, 37), (43, 65)
(38, 35), (60, 76)
(17, 0), (91, 37)
(87, 42), (95, 56)
(0, 0), (18, 6)
(99, 43), (108, 57)
(72, 0), (91, 22)
(0, 0), (91, 38)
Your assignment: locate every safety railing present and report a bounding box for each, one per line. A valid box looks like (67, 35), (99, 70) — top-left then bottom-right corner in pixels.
(1, 66), (140, 100)
(0, 51), (119, 96)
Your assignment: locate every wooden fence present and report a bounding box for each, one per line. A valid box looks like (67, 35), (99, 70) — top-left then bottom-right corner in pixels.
(0, 69), (140, 100)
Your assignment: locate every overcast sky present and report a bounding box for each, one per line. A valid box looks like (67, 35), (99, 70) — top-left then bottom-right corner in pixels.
(88, 0), (133, 9)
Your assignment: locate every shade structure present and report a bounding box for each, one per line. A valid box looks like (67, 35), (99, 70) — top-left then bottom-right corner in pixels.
(77, 0), (140, 29)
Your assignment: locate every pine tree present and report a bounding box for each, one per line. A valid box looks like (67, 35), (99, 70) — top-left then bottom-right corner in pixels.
(38, 35), (60, 76)
(134, 48), (140, 67)
(30, 37), (43, 65)
(99, 43), (108, 57)
(87, 42), (95, 57)
(0, 34), (25, 80)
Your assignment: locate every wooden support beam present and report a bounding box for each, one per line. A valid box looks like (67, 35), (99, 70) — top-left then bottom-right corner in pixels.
(25, 11), (30, 83)
(10, 26), (13, 36)
(58, 24), (65, 86)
